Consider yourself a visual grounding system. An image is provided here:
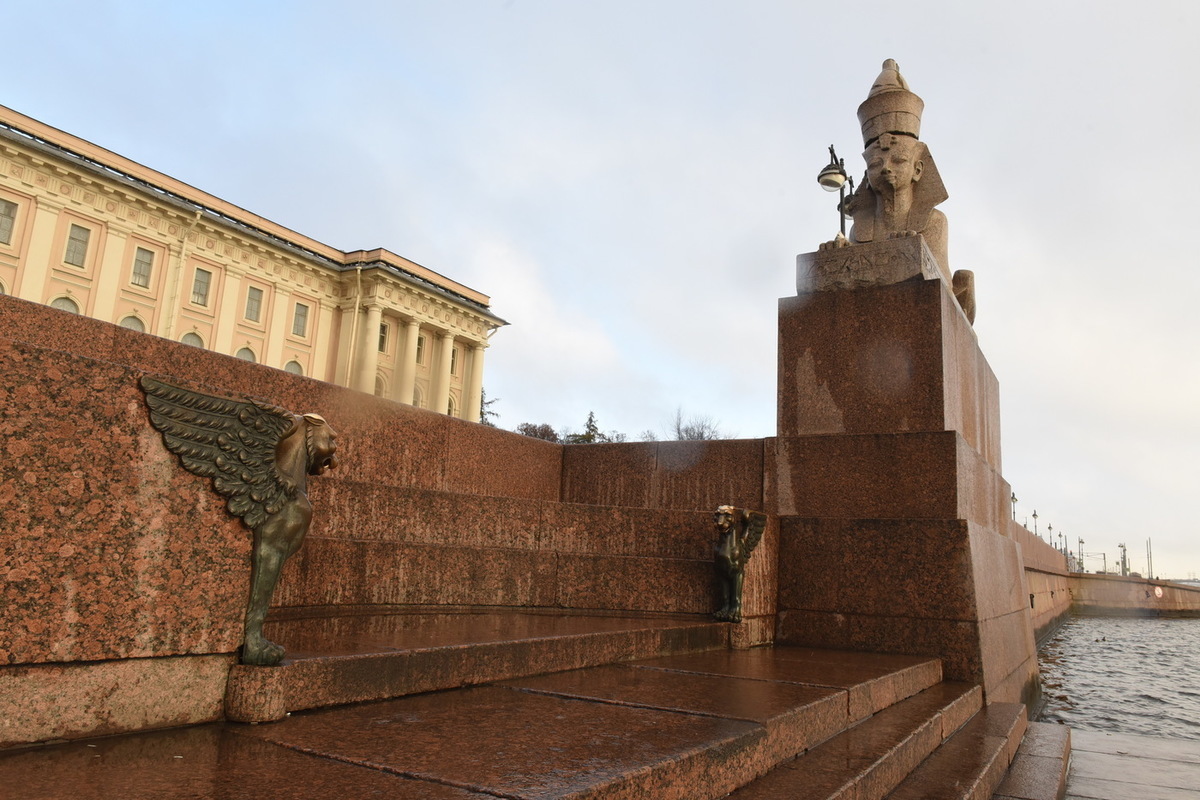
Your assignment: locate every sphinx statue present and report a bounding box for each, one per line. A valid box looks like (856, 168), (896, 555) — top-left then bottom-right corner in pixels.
(834, 60), (976, 323)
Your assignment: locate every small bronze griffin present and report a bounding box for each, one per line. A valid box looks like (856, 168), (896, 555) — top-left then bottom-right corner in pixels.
(713, 505), (767, 623)
(140, 377), (338, 666)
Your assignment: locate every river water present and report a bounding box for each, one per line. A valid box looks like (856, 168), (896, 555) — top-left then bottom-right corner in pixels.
(1037, 615), (1200, 741)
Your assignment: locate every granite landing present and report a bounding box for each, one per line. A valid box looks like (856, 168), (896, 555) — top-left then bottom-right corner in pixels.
(0, 645), (1039, 800)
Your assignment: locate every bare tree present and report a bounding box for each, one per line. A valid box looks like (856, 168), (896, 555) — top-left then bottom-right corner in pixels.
(515, 422), (560, 442)
(669, 407), (726, 441)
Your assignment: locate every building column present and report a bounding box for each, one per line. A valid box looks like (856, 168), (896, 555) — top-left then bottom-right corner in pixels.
(263, 283), (289, 366)
(14, 200), (62, 301)
(89, 227), (128, 322)
(215, 271), (248, 356)
(355, 303), (383, 394)
(397, 318), (420, 405)
(464, 343), (486, 422)
(433, 331), (454, 415)
(334, 304), (358, 387)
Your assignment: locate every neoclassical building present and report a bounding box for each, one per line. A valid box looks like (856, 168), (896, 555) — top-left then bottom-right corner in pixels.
(0, 105), (505, 421)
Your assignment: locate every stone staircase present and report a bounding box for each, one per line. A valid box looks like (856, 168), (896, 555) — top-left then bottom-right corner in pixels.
(213, 609), (1046, 800)
(0, 608), (1067, 799)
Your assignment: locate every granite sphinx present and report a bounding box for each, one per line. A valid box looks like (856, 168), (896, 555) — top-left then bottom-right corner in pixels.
(829, 59), (976, 322)
(140, 376), (338, 666)
(713, 505), (767, 623)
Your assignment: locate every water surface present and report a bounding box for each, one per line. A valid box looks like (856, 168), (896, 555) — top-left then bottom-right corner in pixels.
(1038, 615), (1200, 741)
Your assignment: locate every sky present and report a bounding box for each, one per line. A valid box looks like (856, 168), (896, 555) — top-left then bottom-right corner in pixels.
(6, 1), (1198, 579)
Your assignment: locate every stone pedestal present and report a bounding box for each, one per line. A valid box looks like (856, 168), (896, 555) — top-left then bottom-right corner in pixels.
(774, 238), (1036, 704)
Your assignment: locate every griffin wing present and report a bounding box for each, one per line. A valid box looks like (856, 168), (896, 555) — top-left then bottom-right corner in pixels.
(140, 376), (297, 531)
(741, 510), (768, 557)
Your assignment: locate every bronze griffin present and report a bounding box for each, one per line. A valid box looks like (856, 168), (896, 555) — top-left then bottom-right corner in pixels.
(713, 505), (767, 623)
(140, 377), (338, 665)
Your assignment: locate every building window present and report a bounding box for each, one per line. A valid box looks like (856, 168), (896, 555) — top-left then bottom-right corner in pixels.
(378, 322), (389, 353)
(181, 332), (204, 347)
(416, 334), (426, 365)
(64, 224), (90, 267)
(236, 347), (257, 363)
(119, 316), (145, 332)
(0, 199), (16, 245)
(374, 376), (386, 397)
(0, 281), (7, 295)
(131, 247), (154, 288)
(447, 395), (457, 416)
(291, 303), (309, 336)
(191, 268), (212, 305)
(50, 296), (79, 313)
(450, 346), (460, 376)
(284, 360), (304, 376)
(245, 286), (263, 322)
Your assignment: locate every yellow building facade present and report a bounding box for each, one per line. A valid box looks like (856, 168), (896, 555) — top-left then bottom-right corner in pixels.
(0, 105), (505, 421)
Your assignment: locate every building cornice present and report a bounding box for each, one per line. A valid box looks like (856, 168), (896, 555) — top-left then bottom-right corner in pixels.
(0, 104), (501, 321)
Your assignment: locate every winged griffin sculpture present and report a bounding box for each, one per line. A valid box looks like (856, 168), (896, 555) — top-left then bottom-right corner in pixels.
(140, 376), (338, 666)
(713, 505), (767, 623)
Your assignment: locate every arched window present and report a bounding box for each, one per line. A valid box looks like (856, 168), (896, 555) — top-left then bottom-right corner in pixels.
(235, 347), (257, 363)
(412, 386), (424, 409)
(374, 376), (386, 397)
(447, 395), (457, 417)
(119, 316), (145, 333)
(50, 296), (79, 314)
(0, 281), (7, 295)
(284, 360), (304, 376)
(181, 332), (204, 348)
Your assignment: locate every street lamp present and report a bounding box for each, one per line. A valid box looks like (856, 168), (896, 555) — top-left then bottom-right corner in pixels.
(1032, 509), (1038, 537)
(1078, 538), (1085, 572)
(1010, 492), (1017, 520)
(817, 145), (855, 238)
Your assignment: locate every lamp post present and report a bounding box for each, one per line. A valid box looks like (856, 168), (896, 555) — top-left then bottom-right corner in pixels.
(1010, 492), (1017, 520)
(1078, 538), (1085, 572)
(1032, 510), (1038, 537)
(817, 145), (855, 238)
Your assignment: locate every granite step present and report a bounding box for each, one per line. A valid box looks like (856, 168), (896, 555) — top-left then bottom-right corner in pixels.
(229, 645), (947, 800)
(887, 701), (1028, 800)
(2, 646), (950, 800)
(723, 679), (982, 799)
(224, 608), (730, 722)
(991, 721), (1071, 800)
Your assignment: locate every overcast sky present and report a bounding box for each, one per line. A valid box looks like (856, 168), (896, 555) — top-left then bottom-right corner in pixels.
(7, 1), (1198, 579)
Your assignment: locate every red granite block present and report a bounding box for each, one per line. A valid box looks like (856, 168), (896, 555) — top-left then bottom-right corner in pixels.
(306, 480), (541, 550)
(0, 724), (488, 799)
(977, 609), (1038, 705)
(776, 608), (982, 684)
(887, 702), (1025, 800)
(504, 662), (846, 767)
(227, 614), (730, 721)
(777, 518), (979, 621)
(236, 685), (765, 800)
(727, 681), (981, 800)
(443, 416), (562, 500)
(651, 438), (766, 511)
(272, 538), (559, 608)
(970, 525), (1032, 621)
(0, 654), (234, 748)
(632, 648), (941, 722)
(560, 441), (658, 506)
(539, 503), (713, 559)
(554, 553), (713, 614)
(0, 338), (248, 665)
(560, 439), (767, 512)
(774, 432), (961, 519)
(777, 275), (1000, 467)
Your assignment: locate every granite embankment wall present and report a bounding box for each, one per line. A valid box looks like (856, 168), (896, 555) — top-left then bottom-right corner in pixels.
(1069, 573), (1200, 617)
(0, 294), (775, 747)
(1010, 523), (1073, 644)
